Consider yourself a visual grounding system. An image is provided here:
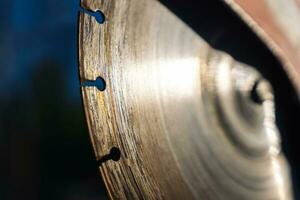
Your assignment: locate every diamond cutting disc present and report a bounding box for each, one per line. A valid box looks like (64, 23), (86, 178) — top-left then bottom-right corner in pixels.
(79, 0), (293, 199)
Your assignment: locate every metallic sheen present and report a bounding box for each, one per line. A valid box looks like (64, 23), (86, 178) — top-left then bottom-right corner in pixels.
(79, 0), (293, 199)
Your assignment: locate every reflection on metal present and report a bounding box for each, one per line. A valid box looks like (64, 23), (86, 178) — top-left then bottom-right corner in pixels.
(79, 0), (293, 199)
(223, 0), (300, 95)
(266, 0), (300, 52)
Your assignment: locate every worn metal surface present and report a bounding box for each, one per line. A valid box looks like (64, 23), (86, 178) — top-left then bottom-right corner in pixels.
(79, 0), (293, 199)
(224, 0), (300, 95)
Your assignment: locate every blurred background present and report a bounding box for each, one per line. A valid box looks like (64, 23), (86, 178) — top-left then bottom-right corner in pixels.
(1, 0), (300, 199)
(0, 0), (108, 199)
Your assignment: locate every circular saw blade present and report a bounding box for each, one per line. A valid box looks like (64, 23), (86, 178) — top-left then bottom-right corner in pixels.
(78, 0), (293, 199)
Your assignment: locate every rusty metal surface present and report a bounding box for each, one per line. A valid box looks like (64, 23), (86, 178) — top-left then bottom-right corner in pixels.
(79, 0), (293, 199)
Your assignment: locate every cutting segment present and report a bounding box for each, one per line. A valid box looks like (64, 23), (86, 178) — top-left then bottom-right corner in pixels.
(79, 0), (293, 199)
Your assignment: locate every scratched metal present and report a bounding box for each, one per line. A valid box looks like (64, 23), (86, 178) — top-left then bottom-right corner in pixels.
(79, 0), (293, 199)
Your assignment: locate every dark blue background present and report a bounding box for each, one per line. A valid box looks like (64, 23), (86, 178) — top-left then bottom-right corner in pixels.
(1, 0), (108, 199)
